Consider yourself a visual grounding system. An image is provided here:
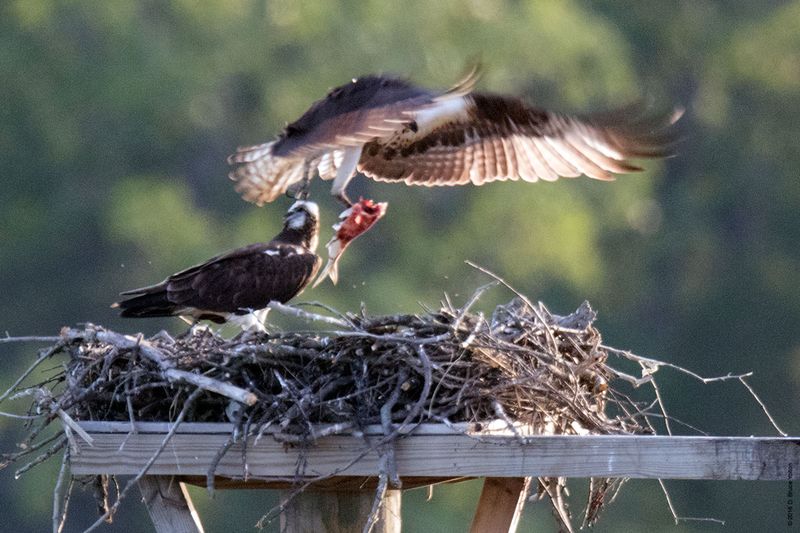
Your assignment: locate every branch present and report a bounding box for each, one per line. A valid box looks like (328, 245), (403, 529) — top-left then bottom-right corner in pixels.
(81, 388), (203, 532)
(268, 301), (351, 328)
(62, 328), (257, 406)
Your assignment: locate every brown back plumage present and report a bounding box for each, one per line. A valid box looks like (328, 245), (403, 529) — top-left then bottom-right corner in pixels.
(114, 201), (321, 324)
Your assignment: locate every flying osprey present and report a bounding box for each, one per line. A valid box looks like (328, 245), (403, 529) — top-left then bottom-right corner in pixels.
(112, 200), (321, 331)
(228, 67), (682, 206)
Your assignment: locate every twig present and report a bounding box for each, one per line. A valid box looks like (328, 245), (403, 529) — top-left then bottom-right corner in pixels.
(363, 465), (389, 533)
(83, 328), (258, 405)
(14, 435), (69, 479)
(81, 388), (203, 532)
(0, 335), (61, 344)
(57, 408), (94, 446)
(452, 281), (499, 332)
(657, 479), (725, 526)
(648, 375), (672, 436)
(51, 449), (70, 533)
(0, 341), (65, 404)
(295, 301), (357, 328)
(268, 301), (350, 327)
(738, 375), (787, 436)
(328, 330), (451, 345)
(166, 368), (257, 406)
(603, 345), (752, 383)
(607, 344), (787, 436)
(207, 433), (238, 496)
(466, 261), (560, 352)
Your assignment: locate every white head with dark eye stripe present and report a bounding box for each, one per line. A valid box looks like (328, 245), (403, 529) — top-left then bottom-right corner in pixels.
(282, 200), (320, 251)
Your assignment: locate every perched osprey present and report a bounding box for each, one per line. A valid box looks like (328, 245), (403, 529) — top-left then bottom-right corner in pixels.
(112, 201), (321, 331)
(228, 68), (682, 206)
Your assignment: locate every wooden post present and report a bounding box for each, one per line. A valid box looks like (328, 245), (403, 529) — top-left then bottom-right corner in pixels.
(138, 476), (205, 533)
(469, 477), (530, 533)
(279, 489), (401, 533)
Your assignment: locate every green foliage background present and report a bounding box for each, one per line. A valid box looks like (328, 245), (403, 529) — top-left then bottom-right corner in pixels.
(1, 1), (798, 531)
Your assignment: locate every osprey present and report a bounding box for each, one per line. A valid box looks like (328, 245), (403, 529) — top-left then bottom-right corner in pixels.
(112, 200), (321, 331)
(228, 67), (682, 206)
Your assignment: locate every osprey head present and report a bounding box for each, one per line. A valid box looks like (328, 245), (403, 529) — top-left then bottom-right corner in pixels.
(283, 200), (320, 251)
(286, 200), (319, 227)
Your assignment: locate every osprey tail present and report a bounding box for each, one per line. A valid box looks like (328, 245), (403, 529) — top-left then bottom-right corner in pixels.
(112, 286), (181, 319)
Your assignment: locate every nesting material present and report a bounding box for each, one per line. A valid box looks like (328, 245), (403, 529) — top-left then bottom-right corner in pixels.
(4, 282), (668, 531)
(52, 297), (640, 435)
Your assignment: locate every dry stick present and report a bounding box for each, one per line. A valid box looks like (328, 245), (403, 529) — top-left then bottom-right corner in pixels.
(465, 261), (559, 351)
(260, 359), (429, 529)
(118, 379), (138, 452)
(167, 368), (256, 406)
(81, 387), (203, 533)
(459, 312), (485, 349)
(403, 346), (434, 426)
(94, 328), (257, 406)
(606, 344), (787, 436)
(329, 330), (452, 345)
(363, 372), (406, 533)
(657, 479), (725, 526)
(0, 335), (61, 344)
(268, 301), (351, 328)
(207, 433), (238, 495)
(0, 411), (39, 419)
(1, 432), (63, 468)
(58, 479), (75, 533)
(363, 460), (389, 533)
(52, 449), (70, 533)
(738, 375), (787, 436)
(647, 372), (672, 436)
(603, 344), (752, 383)
(364, 346), (434, 533)
(632, 371), (726, 525)
(14, 435), (68, 479)
(0, 341), (65, 404)
(451, 281), (500, 333)
(605, 366), (653, 388)
(538, 477), (575, 533)
(296, 301), (357, 328)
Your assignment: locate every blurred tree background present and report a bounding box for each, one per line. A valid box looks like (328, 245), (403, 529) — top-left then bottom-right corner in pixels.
(1, 0), (798, 531)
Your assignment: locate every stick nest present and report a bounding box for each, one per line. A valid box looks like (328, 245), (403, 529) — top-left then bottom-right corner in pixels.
(4, 286), (668, 531)
(71, 298), (635, 433)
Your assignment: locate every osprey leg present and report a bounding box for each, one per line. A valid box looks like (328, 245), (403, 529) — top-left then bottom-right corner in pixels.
(331, 146), (363, 206)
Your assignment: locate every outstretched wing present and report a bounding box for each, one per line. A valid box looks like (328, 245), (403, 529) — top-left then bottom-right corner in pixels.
(227, 71), (480, 205)
(357, 94), (683, 186)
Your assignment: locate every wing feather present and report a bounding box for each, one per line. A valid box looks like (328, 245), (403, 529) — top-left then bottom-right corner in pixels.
(227, 76), (454, 204)
(358, 93), (681, 187)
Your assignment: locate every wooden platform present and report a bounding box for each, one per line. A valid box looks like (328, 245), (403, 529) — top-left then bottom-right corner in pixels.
(71, 421), (799, 482)
(68, 421), (800, 532)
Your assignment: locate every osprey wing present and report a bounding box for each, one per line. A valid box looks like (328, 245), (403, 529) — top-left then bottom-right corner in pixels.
(357, 94), (683, 186)
(227, 70), (480, 205)
(165, 244), (321, 313)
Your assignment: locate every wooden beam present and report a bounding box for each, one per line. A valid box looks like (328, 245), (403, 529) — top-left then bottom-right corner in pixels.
(71, 423), (800, 482)
(469, 477), (529, 533)
(138, 476), (205, 533)
(178, 475), (471, 491)
(279, 489), (401, 533)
